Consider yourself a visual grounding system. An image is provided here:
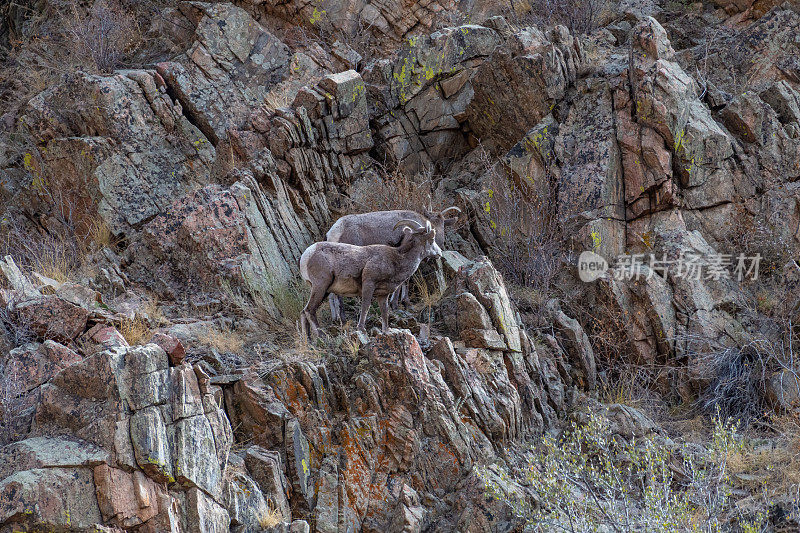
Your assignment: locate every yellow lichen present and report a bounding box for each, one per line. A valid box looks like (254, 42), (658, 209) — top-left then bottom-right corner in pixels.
(309, 6), (325, 24)
(590, 229), (602, 251)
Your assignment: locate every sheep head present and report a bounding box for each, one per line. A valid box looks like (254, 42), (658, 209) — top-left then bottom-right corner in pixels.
(393, 219), (442, 259)
(423, 206), (461, 247)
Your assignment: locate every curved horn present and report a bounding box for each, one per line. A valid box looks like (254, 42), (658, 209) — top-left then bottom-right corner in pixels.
(425, 220), (432, 233)
(393, 219), (424, 231)
(440, 206), (461, 217)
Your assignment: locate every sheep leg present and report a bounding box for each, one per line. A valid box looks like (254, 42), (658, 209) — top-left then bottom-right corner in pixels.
(400, 281), (410, 306)
(358, 282), (375, 332)
(300, 312), (309, 340)
(337, 295), (346, 322)
(328, 294), (344, 324)
(379, 295), (390, 332)
(303, 284), (329, 338)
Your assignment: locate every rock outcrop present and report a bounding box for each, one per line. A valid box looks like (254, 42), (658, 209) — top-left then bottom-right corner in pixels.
(222, 255), (567, 531)
(3, 0), (800, 530)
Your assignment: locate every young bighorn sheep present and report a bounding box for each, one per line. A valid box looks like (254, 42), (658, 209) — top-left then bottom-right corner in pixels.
(299, 219), (442, 338)
(325, 207), (460, 321)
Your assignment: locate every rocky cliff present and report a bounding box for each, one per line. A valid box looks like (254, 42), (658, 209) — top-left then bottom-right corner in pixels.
(1, 0), (799, 531)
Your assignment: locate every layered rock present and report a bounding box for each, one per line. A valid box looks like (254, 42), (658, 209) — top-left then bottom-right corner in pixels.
(156, 2), (291, 146)
(1, 343), (243, 532)
(224, 255), (569, 531)
(236, 0), (507, 51)
(2, 3), (380, 313)
(363, 22), (586, 174)
(16, 68), (215, 236)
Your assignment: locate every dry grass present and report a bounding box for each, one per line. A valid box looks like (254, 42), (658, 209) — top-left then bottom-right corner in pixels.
(349, 165), (440, 216)
(86, 218), (116, 250)
(198, 324), (245, 355)
(711, 414), (800, 509)
(599, 366), (646, 407)
(412, 270), (443, 329)
(259, 499), (281, 529)
(221, 272), (308, 348)
(29, 242), (75, 283)
(412, 271), (443, 310)
(340, 331), (362, 360)
(120, 315), (152, 346)
(142, 294), (165, 327)
(0, 199), (117, 285)
(263, 84), (295, 112)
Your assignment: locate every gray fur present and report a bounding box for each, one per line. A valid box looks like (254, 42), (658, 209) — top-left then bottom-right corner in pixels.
(325, 207), (460, 320)
(299, 220), (442, 338)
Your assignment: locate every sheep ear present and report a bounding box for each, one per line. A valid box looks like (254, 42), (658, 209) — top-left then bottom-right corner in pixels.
(403, 226), (413, 234)
(444, 216), (459, 226)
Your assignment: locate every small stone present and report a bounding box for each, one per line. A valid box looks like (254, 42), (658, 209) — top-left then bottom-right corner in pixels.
(149, 332), (186, 365)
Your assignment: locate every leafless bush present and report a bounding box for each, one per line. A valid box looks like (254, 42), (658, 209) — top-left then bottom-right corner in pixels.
(348, 165), (440, 216)
(0, 360), (27, 445)
(692, 341), (772, 423)
(0, 306), (35, 348)
(478, 148), (566, 324)
(506, 0), (607, 35)
(65, 0), (141, 73)
(729, 202), (798, 284)
(0, 310), (30, 445)
(0, 0), (170, 117)
(686, 318), (800, 424)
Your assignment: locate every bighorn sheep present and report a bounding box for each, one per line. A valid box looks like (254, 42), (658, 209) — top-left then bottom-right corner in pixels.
(299, 219), (443, 338)
(325, 207), (460, 321)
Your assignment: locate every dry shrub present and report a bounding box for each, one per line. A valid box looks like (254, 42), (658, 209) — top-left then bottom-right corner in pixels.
(349, 165), (439, 216)
(506, 0), (607, 35)
(730, 203), (798, 283)
(0, 306), (35, 348)
(0, 0), (184, 118)
(120, 315), (152, 346)
(198, 324), (244, 355)
(480, 148), (566, 325)
(65, 0), (141, 73)
(687, 318), (799, 424)
(0, 360), (26, 445)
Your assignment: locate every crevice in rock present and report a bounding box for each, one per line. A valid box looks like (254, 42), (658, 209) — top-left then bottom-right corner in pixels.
(160, 71), (219, 148)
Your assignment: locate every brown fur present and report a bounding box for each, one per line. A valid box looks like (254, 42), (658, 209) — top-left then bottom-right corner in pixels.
(324, 207), (460, 321)
(300, 220), (442, 338)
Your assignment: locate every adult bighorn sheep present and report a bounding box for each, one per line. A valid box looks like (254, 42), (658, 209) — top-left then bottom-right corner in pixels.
(299, 219), (443, 338)
(325, 207), (461, 321)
